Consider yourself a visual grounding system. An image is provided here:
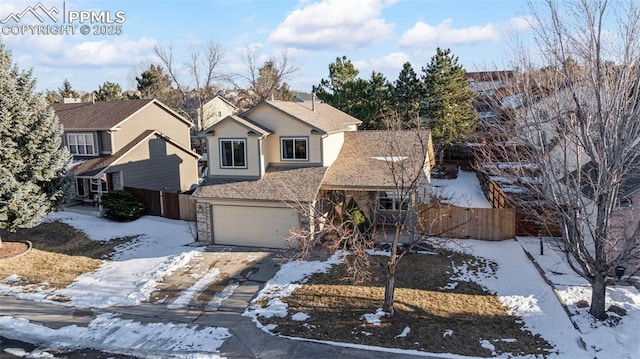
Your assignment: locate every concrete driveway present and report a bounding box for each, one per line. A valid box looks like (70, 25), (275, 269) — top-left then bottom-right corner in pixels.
(0, 244), (427, 358)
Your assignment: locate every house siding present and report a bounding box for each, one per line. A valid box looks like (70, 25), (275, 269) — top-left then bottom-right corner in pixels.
(321, 132), (344, 167)
(114, 103), (191, 152)
(109, 136), (198, 192)
(201, 97), (237, 129)
(206, 121), (262, 178)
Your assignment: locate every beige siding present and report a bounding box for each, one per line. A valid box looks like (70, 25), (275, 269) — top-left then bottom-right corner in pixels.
(201, 97), (237, 129)
(109, 136), (198, 192)
(210, 202), (297, 248)
(246, 106), (322, 166)
(206, 121), (262, 178)
(113, 103), (191, 152)
(321, 132), (344, 167)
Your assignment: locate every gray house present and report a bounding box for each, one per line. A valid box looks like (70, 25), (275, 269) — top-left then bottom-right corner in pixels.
(53, 99), (200, 203)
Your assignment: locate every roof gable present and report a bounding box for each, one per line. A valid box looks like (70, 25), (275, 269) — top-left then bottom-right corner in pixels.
(243, 100), (361, 134)
(53, 99), (192, 131)
(203, 115), (273, 136)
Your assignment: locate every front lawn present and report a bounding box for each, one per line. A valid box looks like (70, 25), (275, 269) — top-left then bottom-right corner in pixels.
(0, 221), (135, 290)
(251, 250), (554, 357)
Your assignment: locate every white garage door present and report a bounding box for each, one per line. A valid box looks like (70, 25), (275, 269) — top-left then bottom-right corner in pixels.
(212, 205), (298, 248)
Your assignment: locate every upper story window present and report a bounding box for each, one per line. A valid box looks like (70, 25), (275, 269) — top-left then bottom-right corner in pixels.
(67, 133), (96, 155)
(220, 139), (246, 168)
(281, 137), (308, 161)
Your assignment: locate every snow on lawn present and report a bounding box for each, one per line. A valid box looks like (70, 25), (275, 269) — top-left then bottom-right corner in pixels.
(0, 313), (229, 358)
(431, 169), (492, 208)
(243, 251), (345, 328)
(247, 239), (601, 358)
(0, 211), (204, 308)
(518, 237), (640, 358)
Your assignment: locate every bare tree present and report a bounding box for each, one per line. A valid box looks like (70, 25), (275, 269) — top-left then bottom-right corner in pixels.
(155, 40), (225, 131)
(285, 114), (476, 315)
(230, 47), (298, 109)
(476, 0), (640, 320)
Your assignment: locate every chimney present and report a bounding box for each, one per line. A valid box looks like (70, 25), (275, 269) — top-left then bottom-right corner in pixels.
(311, 86), (316, 111)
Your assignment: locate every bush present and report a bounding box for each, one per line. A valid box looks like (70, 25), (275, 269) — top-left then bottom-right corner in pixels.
(100, 190), (147, 222)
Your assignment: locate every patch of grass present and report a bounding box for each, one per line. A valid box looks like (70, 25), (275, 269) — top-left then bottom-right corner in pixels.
(255, 250), (554, 357)
(0, 221), (136, 289)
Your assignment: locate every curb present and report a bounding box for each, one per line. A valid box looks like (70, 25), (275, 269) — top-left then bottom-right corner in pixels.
(515, 238), (588, 351)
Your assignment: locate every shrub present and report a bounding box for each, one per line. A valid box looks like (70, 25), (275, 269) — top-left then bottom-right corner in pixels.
(100, 190), (147, 222)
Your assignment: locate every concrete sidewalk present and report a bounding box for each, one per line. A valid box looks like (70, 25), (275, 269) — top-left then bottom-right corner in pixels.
(0, 247), (431, 358)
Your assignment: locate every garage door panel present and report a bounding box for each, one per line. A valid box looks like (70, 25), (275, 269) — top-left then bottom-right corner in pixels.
(212, 205), (297, 248)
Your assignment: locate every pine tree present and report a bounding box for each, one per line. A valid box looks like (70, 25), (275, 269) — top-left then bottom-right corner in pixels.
(58, 79), (79, 99)
(392, 62), (424, 127)
(94, 81), (123, 101)
(422, 48), (477, 160)
(0, 43), (72, 246)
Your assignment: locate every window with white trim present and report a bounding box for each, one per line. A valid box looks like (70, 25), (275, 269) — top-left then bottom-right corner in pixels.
(90, 178), (108, 192)
(220, 139), (246, 168)
(281, 137), (308, 160)
(377, 191), (409, 211)
(67, 133), (96, 155)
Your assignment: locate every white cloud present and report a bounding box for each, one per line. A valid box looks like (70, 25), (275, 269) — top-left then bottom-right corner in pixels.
(267, 0), (394, 50)
(371, 52), (410, 71)
(42, 37), (157, 67)
(399, 16), (533, 48)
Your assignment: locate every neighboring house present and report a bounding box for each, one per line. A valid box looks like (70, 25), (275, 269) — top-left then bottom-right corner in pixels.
(192, 99), (434, 248)
(197, 94), (239, 131)
(53, 99), (200, 205)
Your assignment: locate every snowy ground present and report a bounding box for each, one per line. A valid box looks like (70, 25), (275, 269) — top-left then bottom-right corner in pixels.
(432, 169), (492, 208)
(0, 212), (229, 358)
(245, 239), (640, 358)
(0, 209), (638, 358)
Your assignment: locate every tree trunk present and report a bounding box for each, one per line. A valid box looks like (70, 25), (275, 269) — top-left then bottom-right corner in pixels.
(382, 224), (402, 315)
(589, 274), (608, 320)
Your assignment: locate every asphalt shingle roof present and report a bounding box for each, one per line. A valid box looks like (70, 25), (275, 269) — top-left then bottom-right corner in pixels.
(193, 166), (328, 203)
(250, 100), (362, 134)
(53, 99), (157, 130)
(323, 130), (432, 189)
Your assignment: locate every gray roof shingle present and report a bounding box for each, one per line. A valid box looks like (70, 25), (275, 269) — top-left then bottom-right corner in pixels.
(323, 130), (432, 190)
(193, 166), (328, 202)
(246, 100), (362, 134)
(53, 99), (190, 130)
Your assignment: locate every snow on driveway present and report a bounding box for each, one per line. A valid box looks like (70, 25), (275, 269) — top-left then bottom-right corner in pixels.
(0, 212), (204, 308)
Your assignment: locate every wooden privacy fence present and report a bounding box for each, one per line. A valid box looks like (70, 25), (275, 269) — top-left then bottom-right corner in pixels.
(418, 203), (516, 241)
(124, 187), (196, 221)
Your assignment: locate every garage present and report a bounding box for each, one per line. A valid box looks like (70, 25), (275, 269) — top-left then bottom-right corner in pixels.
(212, 204), (299, 248)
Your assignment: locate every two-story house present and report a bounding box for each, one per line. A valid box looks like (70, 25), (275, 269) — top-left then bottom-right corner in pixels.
(192, 99), (434, 248)
(53, 99), (200, 205)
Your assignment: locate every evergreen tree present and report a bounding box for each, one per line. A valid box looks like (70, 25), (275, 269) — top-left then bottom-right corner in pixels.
(135, 64), (181, 108)
(316, 55), (360, 109)
(359, 71), (394, 130)
(422, 48), (477, 159)
(58, 79), (79, 99)
(0, 43), (71, 245)
(392, 62), (424, 127)
(94, 81), (123, 101)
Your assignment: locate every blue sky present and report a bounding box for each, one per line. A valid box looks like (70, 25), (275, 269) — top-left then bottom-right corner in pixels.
(0, 0), (533, 94)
